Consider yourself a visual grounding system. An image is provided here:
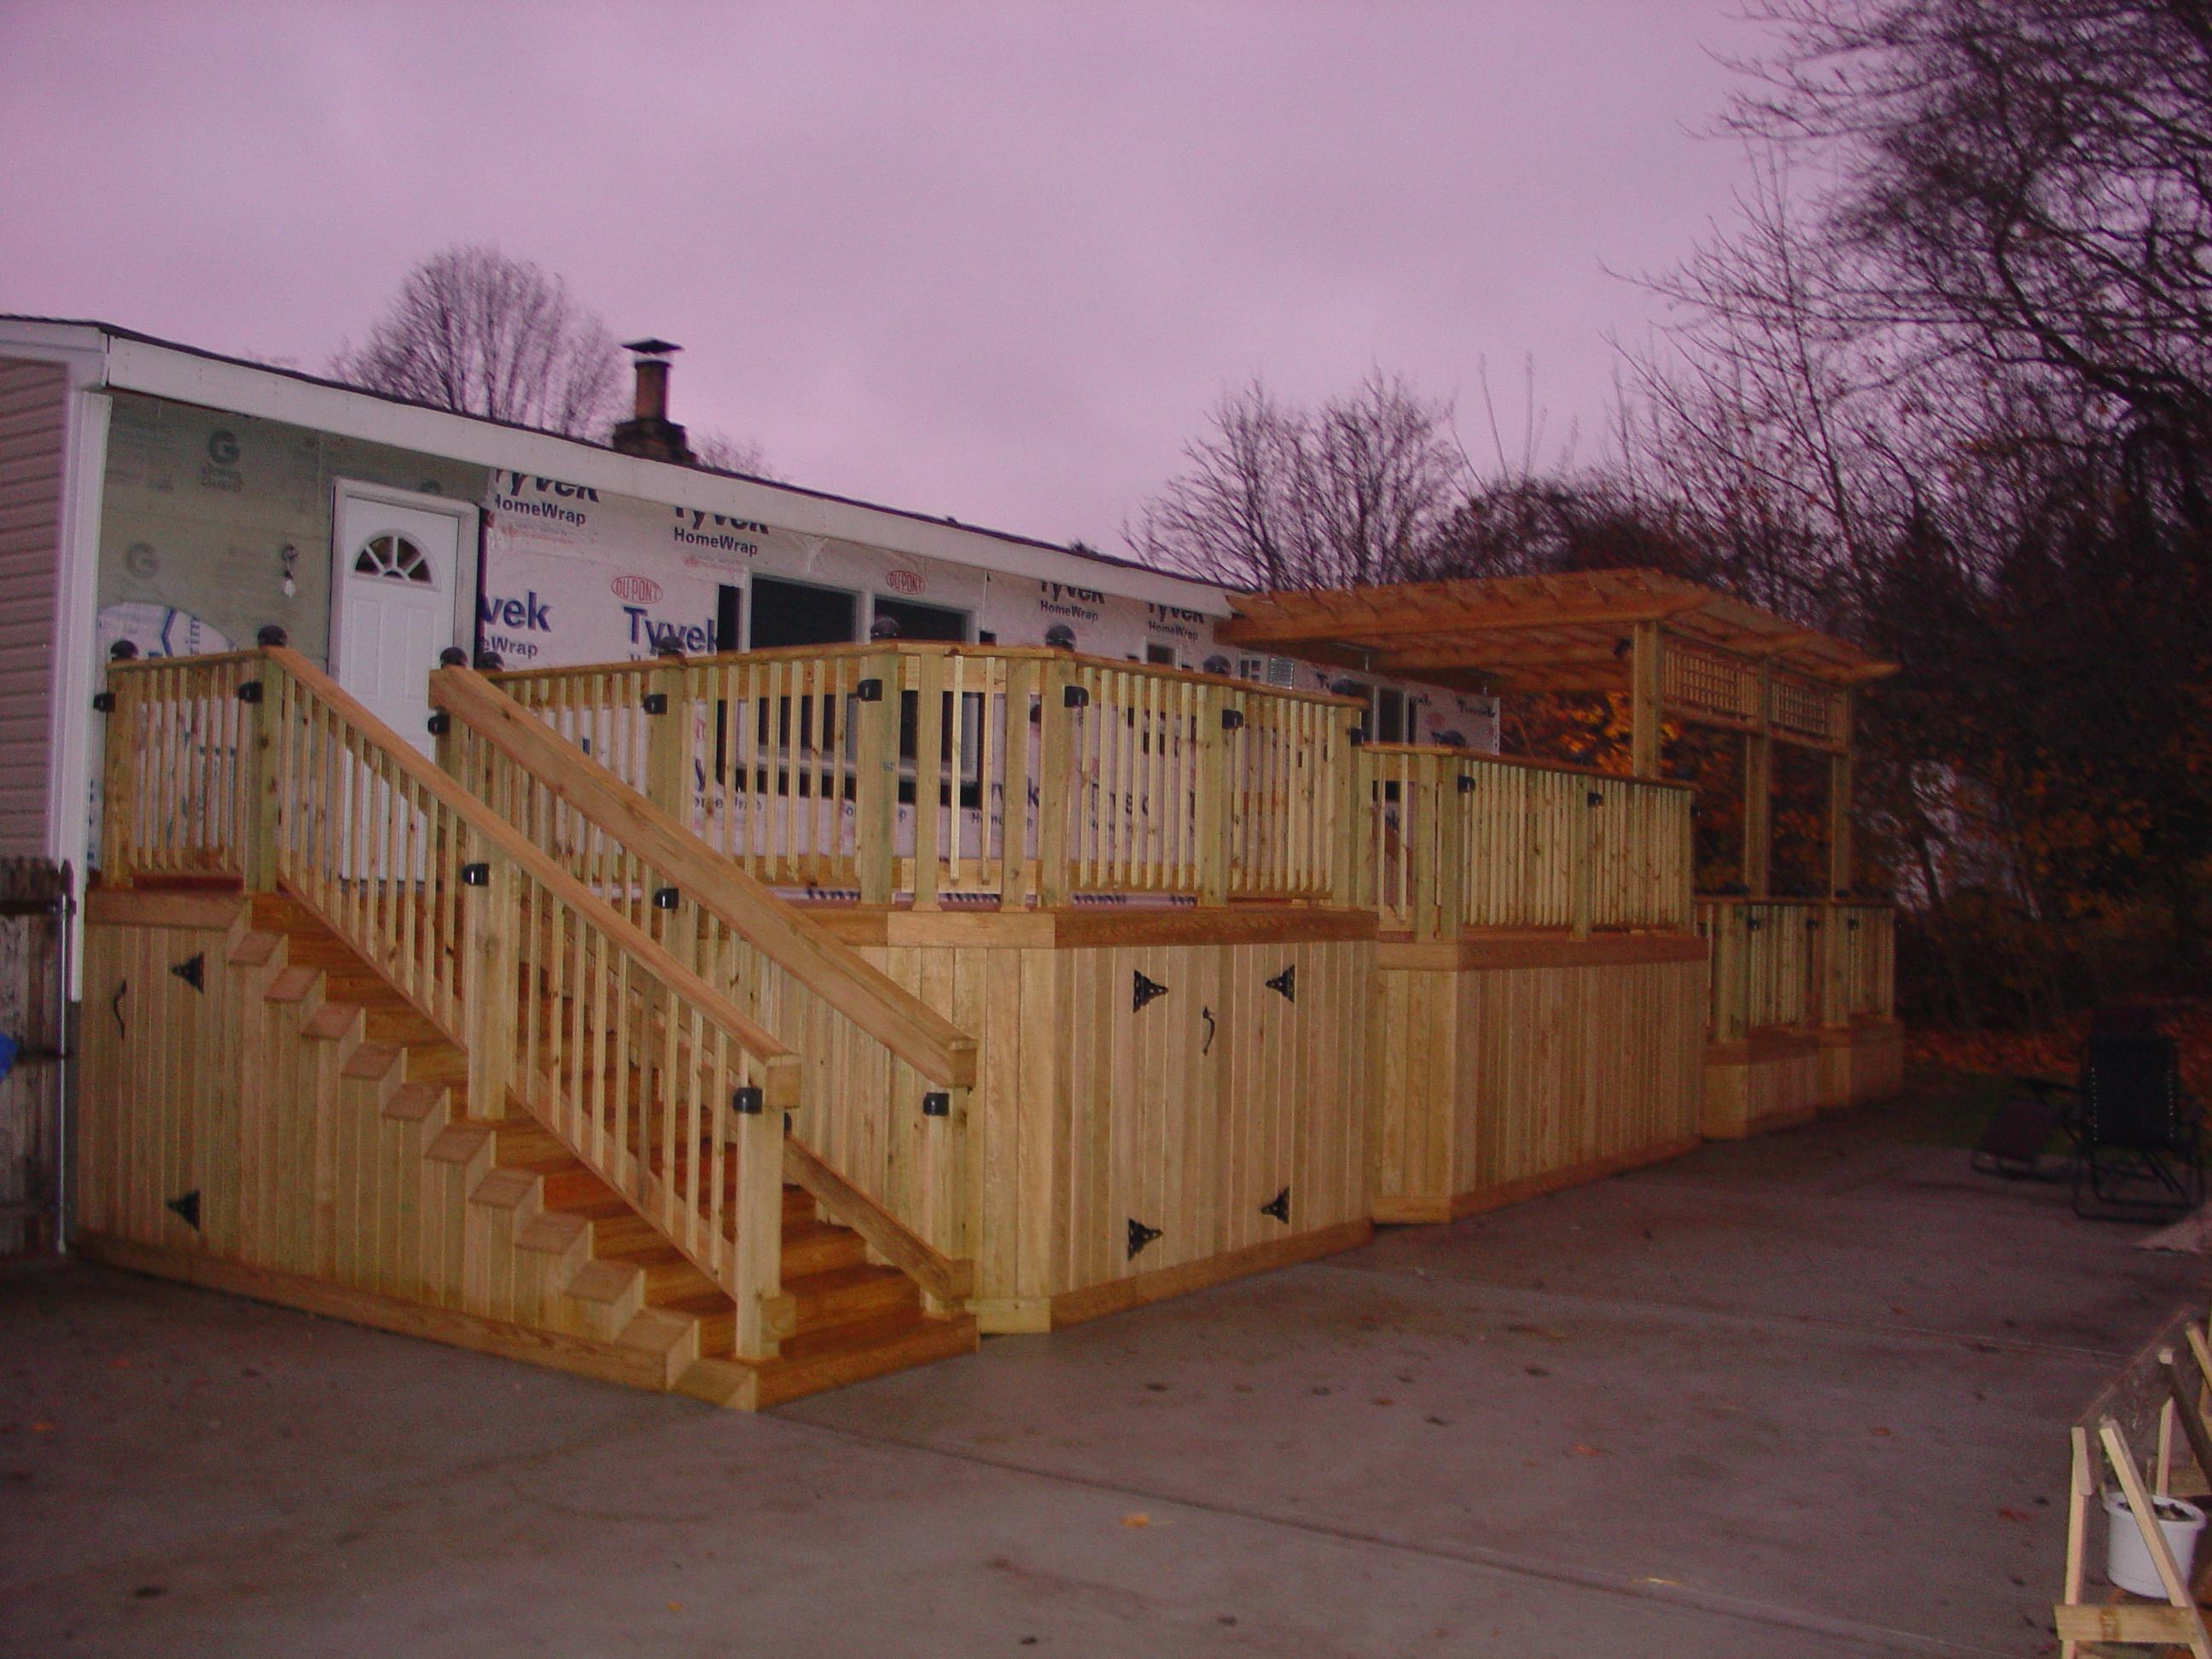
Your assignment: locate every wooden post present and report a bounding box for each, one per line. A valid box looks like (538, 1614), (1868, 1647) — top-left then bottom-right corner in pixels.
(729, 1072), (785, 1361)
(1331, 712), (1365, 908)
(99, 667), (137, 888)
(1194, 682), (1228, 907)
(464, 841), (519, 1119)
(1037, 658), (1074, 909)
(1435, 761), (1469, 942)
(644, 661), (690, 826)
(239, 677), (279, 894)
(1743, 663), (1773, 899)
(1827, 691), (1854, 898)
(856, 649), (898, 906)
(911, 649), (945, 911)
(997, 655), (1035, 908)
(1712, 904), (1744, 1044)
(1629, 620), (1662, 780)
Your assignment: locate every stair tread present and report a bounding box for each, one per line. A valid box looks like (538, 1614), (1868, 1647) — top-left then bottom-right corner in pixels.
(301, 1002), (358, 1041)
(226, 931), (282, 968)
(264, 965), (320, 1004)
(748, 1310), (978, 1408)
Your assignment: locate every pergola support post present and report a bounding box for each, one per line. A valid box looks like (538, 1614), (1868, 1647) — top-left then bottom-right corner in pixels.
(1743, 662), (1773, 899)
(1629, 620), (1662, 780)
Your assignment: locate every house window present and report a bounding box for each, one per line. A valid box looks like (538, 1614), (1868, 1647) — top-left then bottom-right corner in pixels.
(1145, 642), (1179, 667)
(1374, 687), (1409, 744)
(353, 533), (434, 585)
(871, 595), (968, 643)
(749, 575), (857, 649)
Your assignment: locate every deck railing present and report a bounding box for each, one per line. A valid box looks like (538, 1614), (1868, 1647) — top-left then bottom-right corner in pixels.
(1354, 745), (1696, 940)
(486, 644), (1361, 908)
(1695, 897), (1896, 1043)
(430, 666), (975, 1302)
(98, 649), (790, 1356)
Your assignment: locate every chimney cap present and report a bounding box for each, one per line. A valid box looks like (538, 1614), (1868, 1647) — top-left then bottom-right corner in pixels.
(623, 337), (682, 358)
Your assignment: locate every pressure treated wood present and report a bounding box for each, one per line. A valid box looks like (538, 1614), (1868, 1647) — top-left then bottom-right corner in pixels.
(1369, 935), (1708, 1220)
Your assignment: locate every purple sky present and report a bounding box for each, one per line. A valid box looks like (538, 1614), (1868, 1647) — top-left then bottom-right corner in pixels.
(1, 3), (1773, 552)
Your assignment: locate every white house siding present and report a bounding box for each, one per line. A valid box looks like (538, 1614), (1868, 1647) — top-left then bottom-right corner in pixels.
(0, 358), (68, 857)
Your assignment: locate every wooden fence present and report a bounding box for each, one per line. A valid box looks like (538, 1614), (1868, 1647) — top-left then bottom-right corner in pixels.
(486, 644), (1361, 909)
(1354, 745), (1696, 940)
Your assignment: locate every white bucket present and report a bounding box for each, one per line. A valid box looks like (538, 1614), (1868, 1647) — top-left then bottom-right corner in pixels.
(2105, 1489), (2208, 1597)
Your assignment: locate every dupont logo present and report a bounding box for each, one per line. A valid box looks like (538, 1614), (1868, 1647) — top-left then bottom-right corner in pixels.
(884, 569), (925, 595)
(610, 574), (663, 604)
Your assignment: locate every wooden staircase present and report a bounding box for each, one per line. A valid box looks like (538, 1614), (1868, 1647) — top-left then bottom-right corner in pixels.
(239, 893), (976, 1407)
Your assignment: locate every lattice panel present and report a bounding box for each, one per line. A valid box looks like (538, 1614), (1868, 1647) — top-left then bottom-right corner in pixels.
(1768, 676), (1839, 744)
(1662, 646), (1758, 723)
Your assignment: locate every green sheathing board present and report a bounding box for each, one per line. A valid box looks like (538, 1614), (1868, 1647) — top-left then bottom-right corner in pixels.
(99, 392), (488, 666)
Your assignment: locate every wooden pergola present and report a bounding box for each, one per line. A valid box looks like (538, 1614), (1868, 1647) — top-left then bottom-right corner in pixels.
(1221, 568), (1897, 899)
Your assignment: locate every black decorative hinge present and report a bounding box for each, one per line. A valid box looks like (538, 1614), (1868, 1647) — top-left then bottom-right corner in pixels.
(652, 886), (680, 910)
(1220, 707), (1245, 731)
(92, 690), (116, 713)
(427, 711), (451, 736)
(1586, 790), (1604, 807)
(1260, 1187), (1290, 1224)
(731, 1086), (763, 1115)
(170, 952), (206, 992)
(642, 691), (669, 715)
(1127, 1218), (1162, 1260)
(1132, 969), (1170, 1011)
(922, 1091), (951, 1118)
(855, 678), (883, 702)
(1265, 963), (1295, 1003)
(166, 1189), (201, 1231)
(1063, 684), (1091, 708)
(1201, 1005), (1216, 1055)
(459, 862), (490, 887)
(110, 977), (128, 1037)
(236, 680), (264, 705)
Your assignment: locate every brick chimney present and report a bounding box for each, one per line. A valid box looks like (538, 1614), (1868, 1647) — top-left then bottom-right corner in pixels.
(610, 338), (696, 464)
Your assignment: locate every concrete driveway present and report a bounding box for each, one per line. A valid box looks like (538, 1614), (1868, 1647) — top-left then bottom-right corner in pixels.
(5, 1080), (2203, 1657)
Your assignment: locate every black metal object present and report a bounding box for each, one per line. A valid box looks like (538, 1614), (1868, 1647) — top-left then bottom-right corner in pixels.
(2075, 1033), (2204, 1220)
(110, 978), (127, 1037)
(1127, 1218), (1162, 1259)
(170, 952), (205, 992)
(1260, 1187), (1290, 1224)
(855, 678), (883, 702)
(459, 863), (490, 887)
(642, 691), (669, 715)
(1132, 969), (1170, 1011)
(236, 680), (264, 705)
(1348, 725), (1368, 746)
(1586, 790), (1604, 807)
(1063, 684), (1090, 709)
(426, 712), (451, 736)
(91, 691), (115, 713)
(731, 1086), (764, 1115)
(1201, 1006), (1215, 1056)
(1265, 964), (1295, 1003)
(653, 887), (680, 910)
(922, 1091), (951, 1118)
(1220, 708), (1245, 731)
(1457, 773), (1476, 793)
(166, 1190), (201, 1231)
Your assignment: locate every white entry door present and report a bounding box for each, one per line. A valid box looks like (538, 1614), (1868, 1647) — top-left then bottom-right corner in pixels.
(331, 487), (469, 758)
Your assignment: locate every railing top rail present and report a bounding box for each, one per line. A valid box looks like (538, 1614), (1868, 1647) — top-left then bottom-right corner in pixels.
(1357, 742), (1698, 794)
(486, 642), (1365, 709)
(106, 649), (261, 674)
(1693, 894), (1896, 911)
(235, 647), (798, 1071)
(431, 666), (977, 1088)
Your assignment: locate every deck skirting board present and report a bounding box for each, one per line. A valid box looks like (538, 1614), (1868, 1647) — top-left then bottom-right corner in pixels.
(73, 1232), (676, 1393)
(1373, 1134), (1703, 1225)
(1046, 1220), (1372, 1328)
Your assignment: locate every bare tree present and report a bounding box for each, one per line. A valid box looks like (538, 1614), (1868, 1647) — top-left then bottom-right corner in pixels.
(331, 246), (624, 439)
(1127, 372), (1468, 589)
(691, 428), (778, 480)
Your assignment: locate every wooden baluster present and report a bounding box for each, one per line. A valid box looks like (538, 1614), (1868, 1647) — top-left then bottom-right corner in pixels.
(999, 656), (1035, 907)
(1038, 658), (1074, 908)
(913, 650), (944, 910)
(856, 649), (897, 905)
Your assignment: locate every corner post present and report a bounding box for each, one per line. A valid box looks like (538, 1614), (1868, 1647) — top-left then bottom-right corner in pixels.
(644, 660), (691, 827)
(728, 1063), (788, 1362)
(1037, 657), (1075, 908)
(1569, 782), (1597, 940)
(855, 649), (899, 906)
(1194, 682), (1228, 906)
(1629, 620), (1663, 779)
(1743, 661), (1773, 899)
(1435, 760), (1469, 941)
(98, 666), (138, 889)
(463, 840), (519, 1119)
(239, 665), (280, 893)
(1331, 708), (1365, 908)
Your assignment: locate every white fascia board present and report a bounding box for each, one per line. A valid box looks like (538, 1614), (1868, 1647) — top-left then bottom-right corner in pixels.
(99, 335), (1235, 616)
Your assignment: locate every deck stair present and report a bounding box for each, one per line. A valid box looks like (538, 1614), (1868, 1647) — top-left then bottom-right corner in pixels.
(230, 884), (973, 1408)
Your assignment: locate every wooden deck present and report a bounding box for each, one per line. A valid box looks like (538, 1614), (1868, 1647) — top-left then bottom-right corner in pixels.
(81, 626), (1900, 1401)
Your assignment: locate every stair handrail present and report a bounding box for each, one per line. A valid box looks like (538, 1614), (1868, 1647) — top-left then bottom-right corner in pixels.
(242, 648), (790, 1351)
(428, 665), (977, 1088)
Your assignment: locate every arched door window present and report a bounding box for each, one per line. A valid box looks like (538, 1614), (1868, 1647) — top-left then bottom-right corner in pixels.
(352, 533), (436, 585)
